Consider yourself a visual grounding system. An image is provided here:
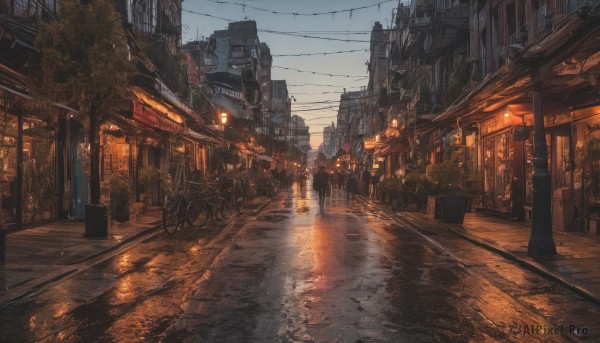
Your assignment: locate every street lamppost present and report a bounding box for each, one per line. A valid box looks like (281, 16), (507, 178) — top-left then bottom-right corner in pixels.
(528, 65), (556, 256)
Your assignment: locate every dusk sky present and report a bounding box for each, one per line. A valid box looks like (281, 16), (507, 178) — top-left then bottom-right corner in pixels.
(181, 0), (399, 150)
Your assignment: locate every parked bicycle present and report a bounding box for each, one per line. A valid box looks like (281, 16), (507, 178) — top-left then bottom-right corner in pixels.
(186, 180), (233, 228)
(162, 188), (191, 235)
(162, 180), (234, 235)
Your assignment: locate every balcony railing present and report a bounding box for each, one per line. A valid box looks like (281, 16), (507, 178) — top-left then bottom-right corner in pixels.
(10, 0), (56, 20)
(144, 40), (188, 96)
(410, 16), (431, 29)
(535, 0), (586, 38)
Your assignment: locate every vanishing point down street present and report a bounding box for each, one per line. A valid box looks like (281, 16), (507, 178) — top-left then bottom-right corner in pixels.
(1, 184), (599, 342)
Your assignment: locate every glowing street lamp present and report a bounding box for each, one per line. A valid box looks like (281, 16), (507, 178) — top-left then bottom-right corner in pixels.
(220, 112), (228, 125)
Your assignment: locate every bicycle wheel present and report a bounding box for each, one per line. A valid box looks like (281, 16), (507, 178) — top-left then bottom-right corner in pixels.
(163, 199), (184, 234)
(187, 199), (210, 227)
(233, 191), (243, 215)
(218, 197), (234, 219)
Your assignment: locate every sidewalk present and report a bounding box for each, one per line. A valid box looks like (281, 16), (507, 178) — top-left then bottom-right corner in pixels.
(0, 206), (163, 306)
(360, 196), (600, 305)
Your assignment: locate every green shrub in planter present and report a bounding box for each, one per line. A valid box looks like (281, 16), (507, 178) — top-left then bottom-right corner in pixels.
(385, 177), (403, 201)
(428, 158), (473, 223)
(139, 166), (161, 193)
(404, 171), (434, 209)
(110, 174), (130, 222)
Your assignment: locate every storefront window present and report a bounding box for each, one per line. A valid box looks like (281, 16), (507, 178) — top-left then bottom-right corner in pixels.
(525, 132), (534, 205)
(483, 132), (512, 212)
(100, 124), (130, 204)
(170, 141), (191, 186)
(22, 121), (56, 223)
(495, 133), (512, 211)
(483, 137), (495, 208)
(0, 113), (17, 225)
(553, 131), (571, 190)
(465, 131), (477, 178)
(585, 119), (600, 205)
(0, 114), (57, 224)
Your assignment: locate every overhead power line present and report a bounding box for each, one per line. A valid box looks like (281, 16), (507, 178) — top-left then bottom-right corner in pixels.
(182, 8), (235, 22)
(258, 29), (371, 42)
(272, 49), (368, 57)
(272, 66), (365, 78)
(304, 115), (339, 121)
(182, 9), (387, 43)
(205, 0), (393, 17)
(292, 105), (339, 112)
(287, 84), (362, 88)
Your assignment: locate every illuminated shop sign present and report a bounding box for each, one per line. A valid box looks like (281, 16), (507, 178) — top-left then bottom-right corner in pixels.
(213, 85), (245, 101)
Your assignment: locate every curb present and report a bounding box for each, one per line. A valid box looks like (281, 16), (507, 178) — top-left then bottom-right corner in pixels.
(71, 221), (162, 265)
(357, 195), (600, 306)
(0, 267), (79, 307)
(447, 227), (600, 307)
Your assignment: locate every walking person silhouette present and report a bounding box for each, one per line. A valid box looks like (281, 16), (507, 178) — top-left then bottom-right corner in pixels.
(313, 166), (329, 207)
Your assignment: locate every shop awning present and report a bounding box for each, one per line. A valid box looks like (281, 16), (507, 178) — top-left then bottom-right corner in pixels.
(184, 128), (211, 142)
(0, 83), (78, 114)
(377, 143), (409, 156)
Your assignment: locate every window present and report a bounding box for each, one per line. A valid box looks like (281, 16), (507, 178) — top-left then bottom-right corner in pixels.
(230, 46), (244, 58)
(506, 2), (517, 38)
(480, 29), (487, 76)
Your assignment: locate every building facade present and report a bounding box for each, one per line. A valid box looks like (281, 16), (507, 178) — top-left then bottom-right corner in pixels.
(365, 0), (600, 234)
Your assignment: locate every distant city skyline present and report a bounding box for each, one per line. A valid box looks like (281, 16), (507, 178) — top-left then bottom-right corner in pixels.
(182, 0), (399, 149)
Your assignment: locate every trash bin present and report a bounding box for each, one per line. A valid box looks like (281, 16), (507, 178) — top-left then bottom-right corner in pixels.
(552, 188), (575, 231)
(85, 204), (108, 237)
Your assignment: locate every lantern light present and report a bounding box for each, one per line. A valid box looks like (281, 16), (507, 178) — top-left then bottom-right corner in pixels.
(220, 112), (228, 125)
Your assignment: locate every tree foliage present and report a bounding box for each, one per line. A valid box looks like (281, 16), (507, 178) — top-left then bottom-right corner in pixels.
(30, 0), (130, 122)
(30, 0), (131, 204)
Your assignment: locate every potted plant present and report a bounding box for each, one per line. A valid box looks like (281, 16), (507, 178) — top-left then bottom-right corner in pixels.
(138, 165), (161, 205)
(376, 177), (389, 202)
(110, 174), (130, 222)
(386, 177), (404, 210)
(428, 158), (471, 224)
(404, 171), (434, 210)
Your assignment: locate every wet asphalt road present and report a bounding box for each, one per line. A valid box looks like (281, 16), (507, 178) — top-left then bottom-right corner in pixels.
(0, 184), (599, 342)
